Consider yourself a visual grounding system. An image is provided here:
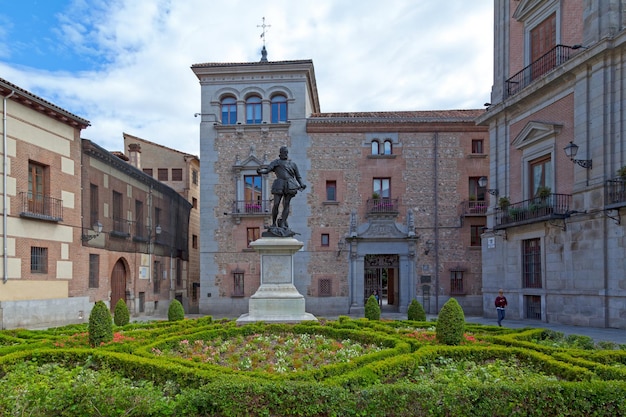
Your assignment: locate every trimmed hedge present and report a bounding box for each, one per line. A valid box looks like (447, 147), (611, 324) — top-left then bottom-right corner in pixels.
(88, 300), (113, 347)
(0, 316), (625, 416)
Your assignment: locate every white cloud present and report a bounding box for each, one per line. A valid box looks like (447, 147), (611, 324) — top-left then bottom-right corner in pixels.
(0, 0), (493, 155)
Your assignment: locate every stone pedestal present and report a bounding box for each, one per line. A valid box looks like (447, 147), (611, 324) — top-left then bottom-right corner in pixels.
(237, 237), (317, 324)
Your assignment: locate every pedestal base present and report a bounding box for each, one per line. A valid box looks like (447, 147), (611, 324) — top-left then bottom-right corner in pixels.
(236, 237), (317, 324)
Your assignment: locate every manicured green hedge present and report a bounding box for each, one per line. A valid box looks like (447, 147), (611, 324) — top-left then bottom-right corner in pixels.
(1, 316), (626, 416)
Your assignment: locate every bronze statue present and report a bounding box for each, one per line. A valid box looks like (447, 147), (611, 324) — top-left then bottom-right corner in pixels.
(257, 146), (306, 236)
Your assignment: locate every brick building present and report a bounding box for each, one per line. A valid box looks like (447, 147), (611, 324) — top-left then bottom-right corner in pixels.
(0, 78), (91, 328)
(192, 57), (489, 317)
(0, 77), (191, 329)
(81, 139), (192, 318)
(478, 1), (626, 328)
(123, 133), (201, 313)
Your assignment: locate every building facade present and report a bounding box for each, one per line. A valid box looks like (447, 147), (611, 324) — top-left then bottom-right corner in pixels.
(0, 78), (91, 329)
(0, 76), (192, 329)
(82, 140), (192, 318)
(123, 133), (201, 313)
(192, 58), (489, 317)
(478, 0), (626, 328)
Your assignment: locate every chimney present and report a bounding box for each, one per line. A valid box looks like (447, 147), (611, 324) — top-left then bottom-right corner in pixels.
(128, 143), (141, 169)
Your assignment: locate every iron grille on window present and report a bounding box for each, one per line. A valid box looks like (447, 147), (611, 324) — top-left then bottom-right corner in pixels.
(525, 295), (542, 320)
(522, 238), (542, 288)
(31, 247), (47, 273)
(153, 261), (161, 293)
(319, 278), (332, 297)
(450, 270), (464, 294)
(232, 269), (244, 297)
(89, 254), (99, 288)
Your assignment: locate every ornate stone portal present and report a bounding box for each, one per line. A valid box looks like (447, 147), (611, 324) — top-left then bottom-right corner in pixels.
(236, 237), (317, 323)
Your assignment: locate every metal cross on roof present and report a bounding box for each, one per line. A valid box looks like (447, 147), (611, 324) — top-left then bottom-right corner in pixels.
(258, 16), (271, 47)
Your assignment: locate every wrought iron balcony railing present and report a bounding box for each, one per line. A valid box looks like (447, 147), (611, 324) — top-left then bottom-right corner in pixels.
(494, 193), (571, 229)
(460, 200), (488, 216)
(605, 178), (626, 209)
(231, 199), (272, 215)
(505, 45), (577, 98)
(19, 192), (63, 222)
(366, 198), (399, 215)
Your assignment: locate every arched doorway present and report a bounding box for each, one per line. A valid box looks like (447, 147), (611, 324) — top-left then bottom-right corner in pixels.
(364, 254), (399, 311)
(110, 259), (128, 312)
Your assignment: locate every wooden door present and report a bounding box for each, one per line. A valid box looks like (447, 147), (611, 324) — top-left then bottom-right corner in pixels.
(110, 259), (127, 311)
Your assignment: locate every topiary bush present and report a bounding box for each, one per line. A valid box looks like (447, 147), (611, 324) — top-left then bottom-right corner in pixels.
(407, 299), (426, 321)
(435, 297), (465, 345)
(89, 300), (113, 347)
(365, 295), (381, 320)
(168, 299), (185, 322)
(114, 298), (130, 326)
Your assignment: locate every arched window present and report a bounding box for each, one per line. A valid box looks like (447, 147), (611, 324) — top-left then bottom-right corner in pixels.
(383, 140), (392, 155)
(221, 97), (237, 125)
(246, 96), (262, 124)
(271, 94), (288, 123)
(371, 140), (380, 155)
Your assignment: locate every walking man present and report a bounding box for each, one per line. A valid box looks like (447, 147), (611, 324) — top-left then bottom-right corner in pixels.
(495, 289), (508, 326)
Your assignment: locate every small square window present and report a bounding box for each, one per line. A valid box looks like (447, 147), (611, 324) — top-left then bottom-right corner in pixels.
(321, 234), (330, 247)
(158, 168), (168, 181)
(143, 168), (153, 177)
(319, 278), (332, 297)
(472, 139), (484, 154)
(171, 168), (183, 181)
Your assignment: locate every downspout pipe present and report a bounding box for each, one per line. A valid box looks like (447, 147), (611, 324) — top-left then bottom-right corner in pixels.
(3, 90), (15, 284)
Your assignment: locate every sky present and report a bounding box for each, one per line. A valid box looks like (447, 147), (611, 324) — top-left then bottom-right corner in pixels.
(0, 0), (493, 155)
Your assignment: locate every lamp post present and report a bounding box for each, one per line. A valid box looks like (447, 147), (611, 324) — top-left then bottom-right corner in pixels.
(563, 141), (592, 169)
(478, 176), (498, 196)
(82, 221), (103, 241)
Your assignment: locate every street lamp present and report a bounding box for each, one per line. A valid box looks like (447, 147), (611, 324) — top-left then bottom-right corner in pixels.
(81, 221), (103, 241)
(478, 176), (498, 196)
(563, 141), (592, 169)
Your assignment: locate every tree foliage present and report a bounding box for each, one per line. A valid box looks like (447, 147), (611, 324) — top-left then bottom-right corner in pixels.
(436, 297), (465, 345)
(365, 295), (381, 320)
(114, 298), (130, 326)
(407, 299), (427, 321)
(89, 300), (113, 347)
(168, 299), (185, 322)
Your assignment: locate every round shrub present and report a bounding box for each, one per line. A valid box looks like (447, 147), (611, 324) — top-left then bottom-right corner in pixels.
(168, 299), (185, 321)
(407, 299), (426, 321)
(435, 297), (465, 345)
(113, 298), (130, 326)
(89, 300), (113, 347)
(365, 295), (381, 321)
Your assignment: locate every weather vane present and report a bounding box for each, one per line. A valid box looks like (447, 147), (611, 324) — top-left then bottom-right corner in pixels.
(258, 16), (271, 47)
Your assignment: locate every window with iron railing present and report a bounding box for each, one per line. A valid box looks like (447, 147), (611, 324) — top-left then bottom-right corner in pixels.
(522, 238), (542, 288)
(450, 270), (464, 294)
(31, 247), (48, 273)
(505, 44), (577, 98)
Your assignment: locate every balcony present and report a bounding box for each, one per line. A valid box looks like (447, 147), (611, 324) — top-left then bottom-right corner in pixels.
(605, 178), (626, 210)
(494, 193), (571, 229)
(19, 192), (63, 222)
(231, 199), (272, 215)
(460, 200), (487, 216)
(505, 45), (578, 98)
(366, 198), (399, 217)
